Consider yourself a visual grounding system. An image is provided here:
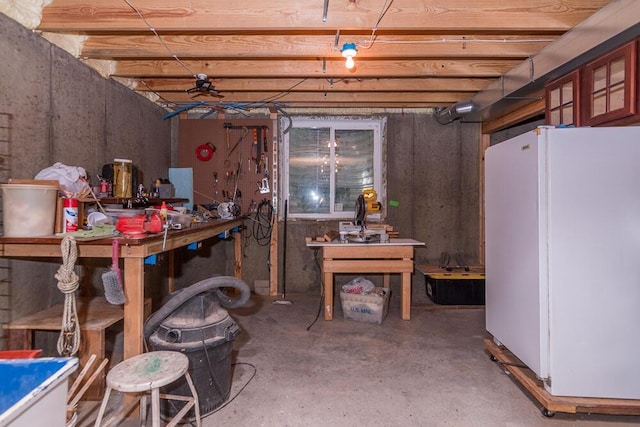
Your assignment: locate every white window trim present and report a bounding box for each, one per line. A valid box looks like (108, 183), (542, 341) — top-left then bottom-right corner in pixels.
(281, 116), (386, 221)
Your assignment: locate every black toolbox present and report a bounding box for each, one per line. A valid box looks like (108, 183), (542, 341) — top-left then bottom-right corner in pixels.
(420, 265), (485, 305)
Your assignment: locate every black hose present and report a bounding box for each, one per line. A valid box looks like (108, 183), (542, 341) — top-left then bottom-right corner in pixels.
(143, 275), (250, 340)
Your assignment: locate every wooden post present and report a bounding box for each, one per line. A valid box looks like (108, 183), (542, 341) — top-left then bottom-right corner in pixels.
(122, 258), (144, 360)
(479, 133), (490, 264)
(269, 217), (279, 296)
(234, 230), (242, 278)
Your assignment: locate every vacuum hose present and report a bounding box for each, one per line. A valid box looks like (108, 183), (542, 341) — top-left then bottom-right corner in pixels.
(143, 275), (251, 341)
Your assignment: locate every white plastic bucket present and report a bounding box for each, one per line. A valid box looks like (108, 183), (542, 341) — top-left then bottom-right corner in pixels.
(0, 183), (59, 237)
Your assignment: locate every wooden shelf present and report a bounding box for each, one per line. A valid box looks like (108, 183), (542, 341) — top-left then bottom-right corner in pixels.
(3, 297), (149, 400)
(99, 197), (189, 205)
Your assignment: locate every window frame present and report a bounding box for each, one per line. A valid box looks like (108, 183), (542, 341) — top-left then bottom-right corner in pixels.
(581, 41), (636, 126)
(545, 70), (580, 127)
(281, 116), (386, 221)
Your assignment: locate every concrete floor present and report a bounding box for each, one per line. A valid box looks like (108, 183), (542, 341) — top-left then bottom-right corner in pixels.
(76, 289), (640, 426)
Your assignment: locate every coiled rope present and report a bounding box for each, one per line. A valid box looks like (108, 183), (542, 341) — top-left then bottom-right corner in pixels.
(55, 236), (80, 356)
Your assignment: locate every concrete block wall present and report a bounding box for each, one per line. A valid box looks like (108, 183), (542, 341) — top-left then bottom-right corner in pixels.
(0, 13), (175, 342)
(279, 113), (482, 294)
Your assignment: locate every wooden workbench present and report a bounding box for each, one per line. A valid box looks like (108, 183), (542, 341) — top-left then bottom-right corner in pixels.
(0, 218), (244, 363)
(306, 238), (425, 320)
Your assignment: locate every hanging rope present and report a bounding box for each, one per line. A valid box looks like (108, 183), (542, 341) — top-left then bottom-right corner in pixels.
(55, 236), (81, 356)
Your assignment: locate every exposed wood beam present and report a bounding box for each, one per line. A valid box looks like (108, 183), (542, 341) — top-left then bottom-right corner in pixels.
(136, 77), (492, 93)
(112, 59), (520, 78)
(81, 34), (555, 59)
(160, 91), (470, 104)
(39, 0), (611, 33)
(26, 0), (617, 123)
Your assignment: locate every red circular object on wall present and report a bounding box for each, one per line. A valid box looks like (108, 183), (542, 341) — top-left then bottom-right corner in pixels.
(196, 142), (216, 161)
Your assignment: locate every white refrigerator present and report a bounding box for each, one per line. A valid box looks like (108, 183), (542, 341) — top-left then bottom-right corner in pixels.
(485, 125), (640, 399)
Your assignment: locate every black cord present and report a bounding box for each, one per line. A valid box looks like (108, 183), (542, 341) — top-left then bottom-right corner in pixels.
(205, 361), (257, 416)
(306, 248), (324, 331)
(252, 200), (273, 246)
(191, 329), (257, 422)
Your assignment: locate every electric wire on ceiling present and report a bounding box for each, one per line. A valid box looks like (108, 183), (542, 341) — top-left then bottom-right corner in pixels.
(124, 0), (556, 113)
(123, 0), (305, 114)
(123, 0), (195, 78)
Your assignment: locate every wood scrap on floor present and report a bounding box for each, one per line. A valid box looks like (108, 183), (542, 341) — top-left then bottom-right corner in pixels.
(66, 355), (109, 420)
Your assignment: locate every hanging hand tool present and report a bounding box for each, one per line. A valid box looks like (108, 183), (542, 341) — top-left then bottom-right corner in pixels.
(258, 177), (270, 194)
(227, 126), (248, 159)
(252, 128), (258, 153)
(223, 122), (232, 150)
(257, 156), (270, 193)
(231, 161), (241, 203)
(255, 127), (262, 174)
(262, 126), (269, 152)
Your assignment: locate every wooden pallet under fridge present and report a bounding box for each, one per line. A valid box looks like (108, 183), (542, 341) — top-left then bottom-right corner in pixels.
(484, 338), (640, 417)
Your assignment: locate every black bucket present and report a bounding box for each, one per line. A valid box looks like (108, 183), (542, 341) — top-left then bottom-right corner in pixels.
(147, 291), (241, 419)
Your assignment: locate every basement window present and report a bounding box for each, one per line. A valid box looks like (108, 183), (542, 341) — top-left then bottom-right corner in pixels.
(282, 117), (385, 220)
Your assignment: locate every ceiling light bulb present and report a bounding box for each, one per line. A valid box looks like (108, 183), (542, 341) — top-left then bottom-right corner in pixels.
(340, 43), (358, 70)
(345, 55), (355, 69)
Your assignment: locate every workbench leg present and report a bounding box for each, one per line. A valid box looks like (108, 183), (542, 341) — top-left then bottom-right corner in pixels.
(123, 258), (145, 360)
(122, 257), (145, 416)
(234, 230), (242, 279)
(323, 271), (334, 320)
(401, 272), (411, 320)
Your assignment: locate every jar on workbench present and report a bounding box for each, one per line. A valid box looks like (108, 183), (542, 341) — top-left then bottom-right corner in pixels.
(113, 158), (132, 198)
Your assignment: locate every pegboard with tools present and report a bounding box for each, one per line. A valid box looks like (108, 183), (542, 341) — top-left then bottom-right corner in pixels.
(178, 118), (273, 216)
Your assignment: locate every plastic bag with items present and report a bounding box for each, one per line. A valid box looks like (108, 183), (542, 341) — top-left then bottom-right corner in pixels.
(341, 276), (375, 294)
(35, 162), (89, 198)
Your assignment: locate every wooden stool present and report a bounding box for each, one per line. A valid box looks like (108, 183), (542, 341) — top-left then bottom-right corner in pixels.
(94, 351), (201, 427)
(2, 297), (151, 400)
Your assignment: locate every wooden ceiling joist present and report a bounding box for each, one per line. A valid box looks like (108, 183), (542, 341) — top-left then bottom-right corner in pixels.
(19, 0), (616, 117)
(80, 34), (556, 60)
(38, 0), (611, 34)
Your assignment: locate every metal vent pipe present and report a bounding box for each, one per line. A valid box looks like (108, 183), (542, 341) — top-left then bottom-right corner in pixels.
(438, 0), (640, 124)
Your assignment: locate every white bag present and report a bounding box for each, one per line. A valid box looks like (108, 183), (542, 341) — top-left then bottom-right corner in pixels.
(35, 162), (89, 197)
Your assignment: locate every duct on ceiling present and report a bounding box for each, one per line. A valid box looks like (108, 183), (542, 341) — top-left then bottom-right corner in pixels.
(434, 101), (477, 125)
(436, 0), (640, 125)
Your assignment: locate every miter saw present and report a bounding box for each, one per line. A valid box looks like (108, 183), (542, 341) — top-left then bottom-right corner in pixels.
(339, 189), (388, 243)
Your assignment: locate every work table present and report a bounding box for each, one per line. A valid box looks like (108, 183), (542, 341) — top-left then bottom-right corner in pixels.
(306, 238), (425, 320)
(0, 218), (244, 361)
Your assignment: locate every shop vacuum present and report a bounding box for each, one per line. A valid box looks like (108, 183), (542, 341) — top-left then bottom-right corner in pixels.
(143, 275), (251, 420)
